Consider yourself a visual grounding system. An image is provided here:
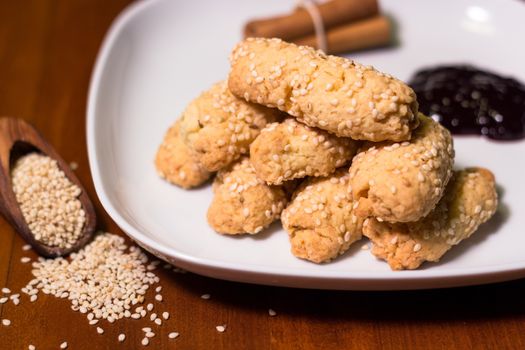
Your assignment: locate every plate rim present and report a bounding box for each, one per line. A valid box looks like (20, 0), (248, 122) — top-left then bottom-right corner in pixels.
(86, 0), (525, 290)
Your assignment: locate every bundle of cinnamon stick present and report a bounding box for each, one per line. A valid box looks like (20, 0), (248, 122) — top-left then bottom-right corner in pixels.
(244, 0), (391, 55)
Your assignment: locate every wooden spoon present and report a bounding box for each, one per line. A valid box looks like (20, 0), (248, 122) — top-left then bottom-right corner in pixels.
(0, 117), (96, 257)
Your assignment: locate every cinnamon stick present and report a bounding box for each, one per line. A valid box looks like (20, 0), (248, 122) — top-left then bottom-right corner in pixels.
(244, 0), (379, 41)
(294, 15), (391, 55)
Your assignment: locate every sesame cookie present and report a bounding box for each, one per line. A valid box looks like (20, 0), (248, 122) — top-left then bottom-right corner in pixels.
(281, 170), (363, 263)
(179, 81), (282, 172)
(228, 37), (419, 142)
(155, 120), (211, 189)
(250, 118), (358, 185)
(207, 157), (287, 235)
(363, 168), (498, 270)
(350, 114), (454, 223)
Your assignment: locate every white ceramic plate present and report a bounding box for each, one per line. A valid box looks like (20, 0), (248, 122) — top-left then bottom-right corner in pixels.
(87, 0), (525, 290)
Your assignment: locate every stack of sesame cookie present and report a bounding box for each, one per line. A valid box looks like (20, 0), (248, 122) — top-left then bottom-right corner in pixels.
(156, 38), (498, 270)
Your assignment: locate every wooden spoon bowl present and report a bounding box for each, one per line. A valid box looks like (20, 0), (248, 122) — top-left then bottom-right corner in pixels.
(0, 117), (96, 257)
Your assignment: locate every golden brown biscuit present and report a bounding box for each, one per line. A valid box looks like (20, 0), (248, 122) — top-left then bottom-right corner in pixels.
(155, 120), (211, 189)
(179, 81), (282, 172)
(250, 118), (358, 185)
(228, 38), (418, 142)
(363, 168), (498, 270)
(350, 114), (454, 223)
(207, 157), (287, 235)
(281, 170), (363, 263)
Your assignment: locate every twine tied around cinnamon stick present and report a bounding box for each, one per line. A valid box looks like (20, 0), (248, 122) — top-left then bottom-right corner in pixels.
(243, 0), (392, 55)
(296, 0), (328, 53)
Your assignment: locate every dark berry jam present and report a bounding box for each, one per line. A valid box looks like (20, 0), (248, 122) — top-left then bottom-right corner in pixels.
(409, 65), (525, 140)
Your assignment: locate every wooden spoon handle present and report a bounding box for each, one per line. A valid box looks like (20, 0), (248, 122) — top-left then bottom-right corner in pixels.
(0, 117), (96, 257)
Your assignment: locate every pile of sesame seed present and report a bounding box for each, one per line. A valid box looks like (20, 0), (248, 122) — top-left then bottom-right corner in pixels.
(11, 153), (86, 249)
(23, 233), (158, 322)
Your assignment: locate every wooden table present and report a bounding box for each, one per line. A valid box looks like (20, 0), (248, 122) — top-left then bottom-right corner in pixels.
(1, 1), (525, 349)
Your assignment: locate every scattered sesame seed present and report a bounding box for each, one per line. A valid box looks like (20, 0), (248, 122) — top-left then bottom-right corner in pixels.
(169, 332), (179, 339)
(145, 331), (155, 338)
(2, 319), (11, 326)
(268, 309), (277, 316)
(28, 345), (36, 350)
(162, 311), (170, 320)
(155, 294), (163, 302)
(22, 244), (31, 251)
(60, 342), (68, 349)
(2, 288), (11, 294)
(21, 257), (31, 263)
(0, 297), (7, 304)
(216, 325), (226, 333)
(141, 338), (149, 346)
(154, 318), (162, 326)
(30, 294), (37, 302)
(96, 327), (104, 334)
(118, 334), (126, 342)
(201, 294), (211, 300)
(413, 243), (422, 252)
(22, 233), (159, 326)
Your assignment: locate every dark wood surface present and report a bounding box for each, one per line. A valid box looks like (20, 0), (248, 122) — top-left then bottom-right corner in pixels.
(1, 1), (525, 349)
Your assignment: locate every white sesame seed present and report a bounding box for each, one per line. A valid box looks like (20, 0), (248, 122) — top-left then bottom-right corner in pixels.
(21, 257), (31, 263)
(268, 309), (277, 316)
(145, 331), (155, 338)
(216, 325), (226, 333)
(154, 318), (162, 326)
(141, 338), (149, 346)
(22, 244), (31, 251)
(413, 243), (422, 252)
(23, 233), (159, 326)
(2, 288), (11, 294)
(28, 345), (36, 350)
(162, 311), (170, 320)
(96, 327), (104, 334)
(60, 342), (68, 349)
(0, 297), (7, 304)
(30, 294), (38, 302)
(201, 294), (211, 300)
(11, 154), (85, 248)
(169, 332), (179, 339)
(2, 319), (11, 326)
(155, 294), (163, 302)
(118, 334), (126, 342)
(330, 98), (339, 106)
